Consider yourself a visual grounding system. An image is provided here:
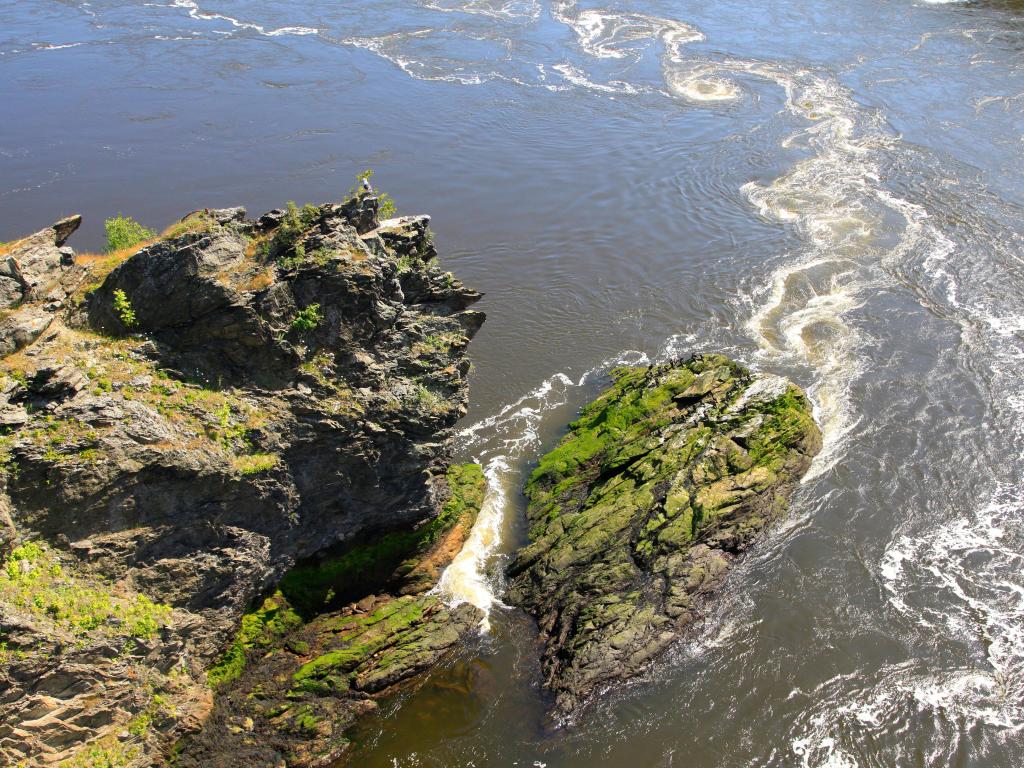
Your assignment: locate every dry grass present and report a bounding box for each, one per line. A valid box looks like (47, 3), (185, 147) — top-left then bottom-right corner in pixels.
(0, 237), (26, 258)
(235, 269), (274, 293)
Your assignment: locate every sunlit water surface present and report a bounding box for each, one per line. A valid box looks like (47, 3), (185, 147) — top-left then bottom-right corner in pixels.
(3, 0), (1024, 765)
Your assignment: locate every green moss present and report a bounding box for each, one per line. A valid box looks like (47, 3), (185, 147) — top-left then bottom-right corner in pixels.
(745, 387), (816, 466)
(290, 596), (427, 693)
(291, 705), (322, 735)
(208, 590), (302, 687)
(514, 355), (819, 614)
(279, 463), (484, 617)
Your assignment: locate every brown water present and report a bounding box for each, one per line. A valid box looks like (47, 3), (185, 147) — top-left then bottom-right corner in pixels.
(3, 1), (1024, 765)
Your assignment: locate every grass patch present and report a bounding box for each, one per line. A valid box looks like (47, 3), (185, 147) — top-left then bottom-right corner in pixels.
(413, 384), (448, 414)
(232, 452), (279, 475)
(0, 541), (172, 639)
(59, 736), (139, 767)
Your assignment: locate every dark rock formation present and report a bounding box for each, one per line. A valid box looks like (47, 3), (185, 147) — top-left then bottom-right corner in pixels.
(181, 462), (487, 767)
(0, 197), (484, 765)
(507, 355), (821, 721)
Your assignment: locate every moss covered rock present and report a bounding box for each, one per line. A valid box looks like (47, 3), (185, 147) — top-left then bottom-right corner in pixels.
(507, 354), (821, 720)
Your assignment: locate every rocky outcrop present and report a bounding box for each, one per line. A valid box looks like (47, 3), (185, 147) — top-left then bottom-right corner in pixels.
(507, 355), (821, 721)
(0, 215), (82, 310)
(180, 462), (486, 767)
(0, 197), (484, 765)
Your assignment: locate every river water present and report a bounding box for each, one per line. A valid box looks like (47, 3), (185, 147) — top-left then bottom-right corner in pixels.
(3, 1), (1024, 766)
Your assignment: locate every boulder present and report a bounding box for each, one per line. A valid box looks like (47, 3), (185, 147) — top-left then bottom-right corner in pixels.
(0, 215), (81, 309)
(507, 354), (821, 721)
(0, 308), (53, 357)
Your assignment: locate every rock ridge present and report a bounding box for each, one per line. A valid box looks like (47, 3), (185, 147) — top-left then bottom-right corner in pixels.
(507, 354), (821, 721)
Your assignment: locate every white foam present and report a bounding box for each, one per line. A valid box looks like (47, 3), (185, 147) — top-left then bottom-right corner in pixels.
(552, 62), (639, 94)
(171, 0), (318, 37)
(35, 42), (83, 51)
(421, 0), (541, 21)
(879, 482), (1024, 730)
(551, 0), (703, 62)
(436, 456), (512, 631)
(668, 73), (741, 102)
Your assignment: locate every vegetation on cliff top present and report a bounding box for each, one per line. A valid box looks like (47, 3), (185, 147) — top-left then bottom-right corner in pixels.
(0, 541), (172, 641)
(104, 215), (155, 253)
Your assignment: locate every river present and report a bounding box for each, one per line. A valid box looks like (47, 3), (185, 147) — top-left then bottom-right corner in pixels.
(2, 1), (1023, 766)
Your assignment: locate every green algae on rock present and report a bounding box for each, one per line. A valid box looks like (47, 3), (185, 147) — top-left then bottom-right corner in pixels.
(179, 462), (487, 767)
(507, 354), (821, 720)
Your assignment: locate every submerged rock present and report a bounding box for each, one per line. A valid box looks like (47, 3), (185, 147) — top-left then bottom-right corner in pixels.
(0, 197), (484, 765)
(507, 354), (821, 721)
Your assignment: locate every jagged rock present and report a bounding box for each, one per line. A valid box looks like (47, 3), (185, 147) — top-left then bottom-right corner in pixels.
(0, 199), (485, 766)
(339, 193), (379, 235)
(25, 363), (88, 403)
(507, 355), (821, 721)
(180, 463), (488, 767)
(0, 215), (82, 309)
(0, 308), (53, 357)
(209, 207), (247, 224)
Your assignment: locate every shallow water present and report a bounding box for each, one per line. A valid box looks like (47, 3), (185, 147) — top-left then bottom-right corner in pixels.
(3, 0), (1024, 765)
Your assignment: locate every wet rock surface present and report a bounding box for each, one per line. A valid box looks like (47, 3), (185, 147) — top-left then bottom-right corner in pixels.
(0, 197), (484, 765)
(181, 462), (487, 767)
(507, 355), (821, 721)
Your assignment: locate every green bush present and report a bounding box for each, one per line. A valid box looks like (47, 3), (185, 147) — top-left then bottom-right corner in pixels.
(104, 215), (155, 253)
(291, 303), (322, 332)
(349, 169), (396, 218)
(112, 289), (136, 328)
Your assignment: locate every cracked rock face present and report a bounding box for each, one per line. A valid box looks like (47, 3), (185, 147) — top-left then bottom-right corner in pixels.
(506, 354), (821, 721)
(0, 214), (82, 310)
(0, 197), (484, 765)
